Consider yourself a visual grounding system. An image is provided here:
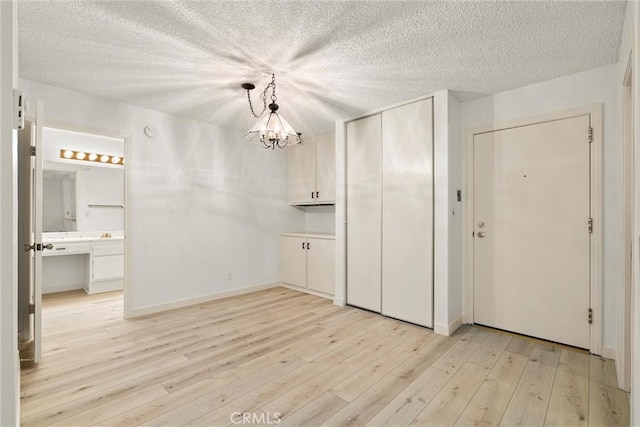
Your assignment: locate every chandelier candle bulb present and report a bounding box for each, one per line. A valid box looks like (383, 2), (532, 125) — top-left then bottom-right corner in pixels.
(241, 73), (301, 150)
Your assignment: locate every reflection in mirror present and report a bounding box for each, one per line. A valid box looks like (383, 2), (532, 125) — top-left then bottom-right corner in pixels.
(43, 127), (124, 233)
(43, 169), (77, 232)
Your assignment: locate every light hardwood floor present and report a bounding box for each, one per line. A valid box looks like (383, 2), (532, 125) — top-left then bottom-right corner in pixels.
(21, 287), (630, 426)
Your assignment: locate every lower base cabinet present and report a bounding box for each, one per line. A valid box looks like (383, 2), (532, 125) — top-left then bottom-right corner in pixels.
(281, 233), (335, 297)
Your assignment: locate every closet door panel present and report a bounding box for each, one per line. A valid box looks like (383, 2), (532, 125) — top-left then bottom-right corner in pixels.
(346, 114), (382, 312)
(381, 98), (434, 327)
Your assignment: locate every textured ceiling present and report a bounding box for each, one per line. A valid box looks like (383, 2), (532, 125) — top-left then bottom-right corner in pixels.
(18, 1), (625, 137)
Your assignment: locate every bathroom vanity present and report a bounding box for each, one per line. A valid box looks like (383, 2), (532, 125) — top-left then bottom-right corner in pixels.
(42, 232), (124, 294)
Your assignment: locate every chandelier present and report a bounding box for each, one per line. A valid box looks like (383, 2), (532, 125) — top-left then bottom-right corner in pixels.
(241, 74), (301, 149)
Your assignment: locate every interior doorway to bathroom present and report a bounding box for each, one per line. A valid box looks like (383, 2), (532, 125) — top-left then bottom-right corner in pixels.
(18, 111), (127, 364)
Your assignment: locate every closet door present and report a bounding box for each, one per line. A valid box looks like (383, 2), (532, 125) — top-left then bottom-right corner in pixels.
(382, 98), (433, 327)
(346, 114), (382, 312)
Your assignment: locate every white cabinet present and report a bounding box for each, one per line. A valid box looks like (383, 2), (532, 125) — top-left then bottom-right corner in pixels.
(281, 236), (307, 287)
(41, 237), (124, 294)
(88, 241), (124, 294)
(281, 233), (335, 297)
(346, 98), (434, 328)
(306, 238), (335, 295)
(288, 134), (335, 205)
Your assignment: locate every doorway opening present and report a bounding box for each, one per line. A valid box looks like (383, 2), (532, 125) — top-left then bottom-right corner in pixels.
(18, 113), (127, 365)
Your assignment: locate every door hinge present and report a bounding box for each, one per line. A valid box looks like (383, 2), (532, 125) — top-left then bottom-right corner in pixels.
(13, 89), (25, 130)
(588, 218), (593, 234)
(588, 308), (593, 324)
(588, 127), (593, 143)
(30, 146), (36, 156)
(28, 303), (35, 315)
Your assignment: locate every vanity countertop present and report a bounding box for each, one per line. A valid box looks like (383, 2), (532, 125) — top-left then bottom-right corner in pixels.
(280, 232), (335, 240)
(43, 231), (124, 243)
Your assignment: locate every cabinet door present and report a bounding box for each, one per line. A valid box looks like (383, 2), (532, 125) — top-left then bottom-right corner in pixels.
(381, 98), (433, 327)
(346, 114), (382, 312)
(288, 143), (317, 205)
(315, 135), (335, 203)
(92, 254), (124, 282)
(281, 236), (307, 287)
(306, 238), (335, 295)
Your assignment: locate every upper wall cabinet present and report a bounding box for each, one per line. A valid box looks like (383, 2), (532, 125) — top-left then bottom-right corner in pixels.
(288, 133), (335, 205)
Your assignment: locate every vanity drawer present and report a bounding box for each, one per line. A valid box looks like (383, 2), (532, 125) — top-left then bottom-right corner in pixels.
(43, 243), (91, 257)
(93, 244), (124, 256)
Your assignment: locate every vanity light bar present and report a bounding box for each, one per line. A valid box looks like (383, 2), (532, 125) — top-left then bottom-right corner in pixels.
(59, 149), (124, 165)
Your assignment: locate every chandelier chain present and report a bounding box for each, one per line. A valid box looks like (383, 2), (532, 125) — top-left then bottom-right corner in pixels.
(246, 74), (277, 118)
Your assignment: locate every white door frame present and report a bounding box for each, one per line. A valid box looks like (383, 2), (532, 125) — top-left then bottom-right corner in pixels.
(621, 51), (634, 391)
(465, 104), (603, 355)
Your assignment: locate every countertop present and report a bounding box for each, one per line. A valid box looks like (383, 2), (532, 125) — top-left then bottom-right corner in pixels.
(280, 232), (335, 240)
(43, 231), (124, 244)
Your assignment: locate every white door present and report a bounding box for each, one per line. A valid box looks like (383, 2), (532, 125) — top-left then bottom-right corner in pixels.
(346, 114), (382, 312)
(281, 236), (307, 288)
(307, 238), (335, 295)
(473, 115), (591, 349)
(288, 143), (316, 205)
(33, 101), (44, 362)
(19, 102), (44, 363)
(381, 98), (434, 327)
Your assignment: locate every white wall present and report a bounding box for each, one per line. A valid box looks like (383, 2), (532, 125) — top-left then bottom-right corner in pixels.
(461, 64), (620, 353)
(304, 205), (335, 233)
(77, 167), (124, 231)
(42, 255), (87, 293)
(0, 1), (19, 425)
(19, 79), (305, 315)
(447, 92), (463, 326)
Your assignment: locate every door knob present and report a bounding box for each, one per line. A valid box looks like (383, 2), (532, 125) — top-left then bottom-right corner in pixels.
(43, 243), (54, 250)
(477, 231), (486, 238)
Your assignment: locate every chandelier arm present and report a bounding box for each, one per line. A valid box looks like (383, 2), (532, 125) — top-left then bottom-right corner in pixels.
(246, 74), (277, 118)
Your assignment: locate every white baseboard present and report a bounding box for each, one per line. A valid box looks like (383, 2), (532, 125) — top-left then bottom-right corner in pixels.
(43, 283), (85, 294)
(434, 315), (464, 336)
(280, 283), (333, 300)
(126, 282), (280, 318)
(333, 297), (345, 307)
(602, 345), (617, 361)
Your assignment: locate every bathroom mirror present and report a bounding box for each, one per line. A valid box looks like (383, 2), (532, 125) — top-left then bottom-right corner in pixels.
(43, 168), (78, 232)
(42, 127), (125, 233)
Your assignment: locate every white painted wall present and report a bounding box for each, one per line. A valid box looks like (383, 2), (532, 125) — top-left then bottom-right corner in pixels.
(0, 1), (19, 425)
(19, 78), (305, 315)
(42, 166), (125, 232)
(447, 92), (463, 326)
(460, 64), (620, 353)
(304, 205), (335, 233)
(42, 255), (87, 293)
(76, 167), (124, 231)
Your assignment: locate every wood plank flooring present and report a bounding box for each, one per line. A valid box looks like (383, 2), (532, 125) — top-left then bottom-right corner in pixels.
(21, 287), (630, 426)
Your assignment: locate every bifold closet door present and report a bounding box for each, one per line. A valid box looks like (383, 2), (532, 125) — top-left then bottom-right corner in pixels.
(382, 98), (433, 327)
(346, 114), (382, 312)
